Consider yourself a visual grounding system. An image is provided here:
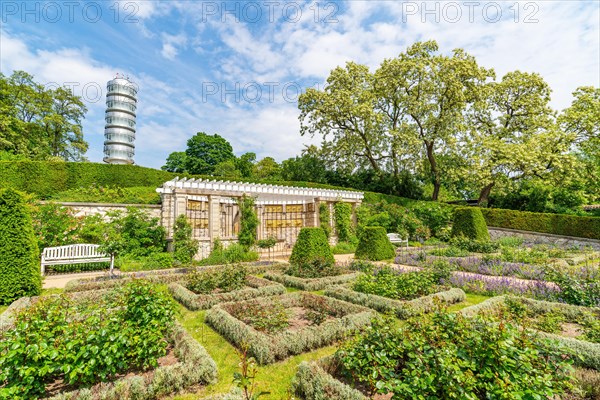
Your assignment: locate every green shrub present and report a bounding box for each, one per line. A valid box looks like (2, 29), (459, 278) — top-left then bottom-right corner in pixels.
(173, 215), (198, 265)
(331, 241), (357, 254)
(451, 207), (490, 241)
(285, 257), (343, 279)
(338, 311), (575, 398)
(481, 208), (600, 240)
(0, 189), (41, 304)
(31, 202), (79, 251)
(289, 227), (335, 267)
(197, 242), (259, 266)
(354, 226), (395, 261)
(0, 281), (176, 398)
(226, 298), (290, 334)
(186, 264), (247, 294)
(352, 266), (440, 301)
(428, 246), (470, 257)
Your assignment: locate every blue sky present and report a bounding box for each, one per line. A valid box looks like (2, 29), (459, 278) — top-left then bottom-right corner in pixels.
(1, 1), (599, 168)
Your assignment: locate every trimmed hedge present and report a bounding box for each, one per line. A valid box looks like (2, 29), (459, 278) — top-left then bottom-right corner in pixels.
(460, 296), (600, 370)
(169, 276), (286, 310)
(263, 271), (359, 291)
(293, 357), (367, 400)
(324, 286), (466, 319)
(354, 226), (395, 261)
(205, 292), (374, 364)
(289, 227), (335, 266)
(0, 189), (41, 304)
(451, 207), (490, 241)
(481, 208), (600, 240)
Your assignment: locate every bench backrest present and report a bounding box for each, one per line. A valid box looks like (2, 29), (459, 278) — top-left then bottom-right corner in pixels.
(42, 244), (107, 260)
(387, 233), (404, 240)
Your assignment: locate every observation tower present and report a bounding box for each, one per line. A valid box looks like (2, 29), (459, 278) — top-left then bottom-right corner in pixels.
(103, 74), (137, 164)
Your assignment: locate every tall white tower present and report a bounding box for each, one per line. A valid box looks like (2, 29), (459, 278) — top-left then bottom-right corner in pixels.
(103, 74), (137, 164)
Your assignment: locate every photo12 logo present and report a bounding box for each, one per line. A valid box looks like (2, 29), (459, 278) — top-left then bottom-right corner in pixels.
(1, 1), (140, 23)
(401, 1), (540, 23)
(0, 1), (340, 24)
(201, 81), (321, 104)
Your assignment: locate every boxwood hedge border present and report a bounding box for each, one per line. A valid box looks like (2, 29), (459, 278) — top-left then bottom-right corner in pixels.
(169, 276), (286, 310)
(205, 292), (375, 365)
(262, 271), (360, 291)
(324, 286), (466, 319)
(292, 356), (366, 400)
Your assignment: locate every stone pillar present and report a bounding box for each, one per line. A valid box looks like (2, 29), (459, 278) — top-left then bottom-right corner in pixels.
(208, 195), (221, 245)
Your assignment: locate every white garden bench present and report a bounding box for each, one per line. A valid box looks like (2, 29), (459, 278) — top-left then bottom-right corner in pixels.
(41, 244), (114, 276)
(387, 233), (409, 248)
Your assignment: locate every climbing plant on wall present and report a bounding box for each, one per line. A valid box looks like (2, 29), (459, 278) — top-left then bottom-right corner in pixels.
(334, 202), (353, 242)
(237, 195), (259, 248)
(319, 203), (331, 238)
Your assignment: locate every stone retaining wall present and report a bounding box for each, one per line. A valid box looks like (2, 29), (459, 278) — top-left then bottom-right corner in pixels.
(489, 227), (600, 250)
(44, 202), (161, 221)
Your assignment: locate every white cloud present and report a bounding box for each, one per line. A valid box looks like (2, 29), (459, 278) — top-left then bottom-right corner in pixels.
(160, 33), (187, 60)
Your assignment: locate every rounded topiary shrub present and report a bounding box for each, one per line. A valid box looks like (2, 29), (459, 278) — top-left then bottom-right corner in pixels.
(289, 227), (335, 267)
(355, 226), (396, 261)
(451, 207), (490, 241)
(0, 189), (42, 304)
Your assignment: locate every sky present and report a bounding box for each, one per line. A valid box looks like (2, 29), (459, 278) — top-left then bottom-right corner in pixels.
(1, 0), (598, 169)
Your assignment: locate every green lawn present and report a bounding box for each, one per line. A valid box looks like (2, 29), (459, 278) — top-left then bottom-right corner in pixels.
(173, 306), (337, 399)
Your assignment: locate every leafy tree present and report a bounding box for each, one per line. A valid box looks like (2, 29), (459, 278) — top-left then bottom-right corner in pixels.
(281, 145), (328, 183)
(0, 71), (88, 161)
(214, 159), (242, 179)
(299, 62), (388, 174)
(464, 71), (573, 204)
(559, 86), (600, 202)
(253, 157), (281, 180)
(0, 189), (41, 304)
(162, 151), (187, 173)
(184, 132), (235, 175)
(376, 41), (492, 200)
(235, 152), (257, 178)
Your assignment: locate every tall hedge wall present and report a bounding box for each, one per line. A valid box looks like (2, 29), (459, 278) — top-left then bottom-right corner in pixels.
(0, 189), (42, 304)
(481, 208), (600, 240)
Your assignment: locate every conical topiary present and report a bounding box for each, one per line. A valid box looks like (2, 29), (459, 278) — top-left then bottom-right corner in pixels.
(451, 207), (490, 241)
(289, 227), (335, 267)
(355, 226), (396, 261)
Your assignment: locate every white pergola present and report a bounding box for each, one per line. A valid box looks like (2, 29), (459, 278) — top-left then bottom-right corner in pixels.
(156, 177), (364, 203)
(156, 177), (364, 258)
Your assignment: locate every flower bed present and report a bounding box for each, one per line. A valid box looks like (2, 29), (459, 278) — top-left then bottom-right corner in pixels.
(396, 253), (547, 280)
(460, 296), (600, 370)
(0, 281), (218, 399)
(64, 261), (287, 293)
(324, 285), (465, 319)
(262, 271), (360, 291)
(169, 275), (286, 310)
(205, 292), (374, 364)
